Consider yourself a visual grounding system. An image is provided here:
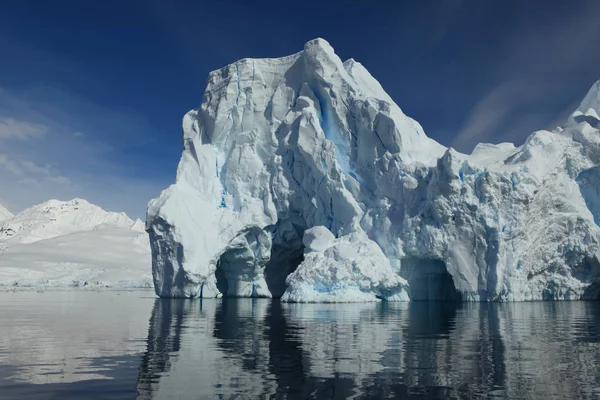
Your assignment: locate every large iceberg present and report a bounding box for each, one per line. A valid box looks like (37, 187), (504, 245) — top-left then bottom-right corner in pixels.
(147, 38), (600, 301)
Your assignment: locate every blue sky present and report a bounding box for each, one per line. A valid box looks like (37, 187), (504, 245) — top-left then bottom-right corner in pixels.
(1, 0), (599, 218)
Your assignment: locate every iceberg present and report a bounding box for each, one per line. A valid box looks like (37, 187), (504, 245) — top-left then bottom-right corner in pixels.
(147, 38), (600, 302)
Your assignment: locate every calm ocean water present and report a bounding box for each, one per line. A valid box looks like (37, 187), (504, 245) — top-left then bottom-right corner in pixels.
(0, 290), (599, 399)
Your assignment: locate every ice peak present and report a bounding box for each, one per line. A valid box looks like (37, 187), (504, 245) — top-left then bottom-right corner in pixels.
(303, 37), (333, 52)
(0, 203), (12, 221)
(302, 38), (339, 63)
(131, 218), (145, 232)
(569, 80), (600, 126)
(41, 198), (90, 209)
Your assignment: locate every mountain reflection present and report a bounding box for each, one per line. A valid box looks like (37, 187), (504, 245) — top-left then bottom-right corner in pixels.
(137, 300), (600, 399)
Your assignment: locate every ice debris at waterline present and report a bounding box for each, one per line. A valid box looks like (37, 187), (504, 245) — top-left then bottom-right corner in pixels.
(147, 38), (600, 302)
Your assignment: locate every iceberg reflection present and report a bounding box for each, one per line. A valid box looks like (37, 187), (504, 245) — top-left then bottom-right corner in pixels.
(137, 299), (600, 399)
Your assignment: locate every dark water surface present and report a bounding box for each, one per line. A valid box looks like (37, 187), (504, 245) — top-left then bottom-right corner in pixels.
(1, 291), (600, 399)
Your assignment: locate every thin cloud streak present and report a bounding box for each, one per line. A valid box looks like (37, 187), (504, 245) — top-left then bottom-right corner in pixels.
(452, 1), (600, 153)
(0, 117), (47, 140)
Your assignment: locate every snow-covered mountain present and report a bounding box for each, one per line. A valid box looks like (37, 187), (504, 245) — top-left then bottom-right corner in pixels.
(147, 38), (600, 302)
(0, 198), (136, 244)
(0, 199), (151, 288)
(0, 204), (12, 222)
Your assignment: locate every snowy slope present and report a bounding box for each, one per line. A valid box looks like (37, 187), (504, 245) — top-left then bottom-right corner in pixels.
(0, 199), (151, 288)
(0, 204), (12, 222)
(569, 80), (600, 126)
(147, 38), (600, 302)
(0, 198), (135, 243)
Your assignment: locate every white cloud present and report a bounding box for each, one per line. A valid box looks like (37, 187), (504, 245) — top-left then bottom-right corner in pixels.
(452, 82), (521, 152)
(17, 178), (40, 186)
(451, 81), (561, 152)
(0, 153), (25, 176)
(48, 175), (71, 185)
(20, 159), (52, 175)
(0, 153), (70, 186)
(0, 117), (47, 140)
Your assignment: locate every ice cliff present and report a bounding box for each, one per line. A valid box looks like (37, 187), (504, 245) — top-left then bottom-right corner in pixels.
(147, 38), (600, 301)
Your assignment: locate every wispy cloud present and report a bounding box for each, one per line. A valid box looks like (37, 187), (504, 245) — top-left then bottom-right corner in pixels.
(20, 159), (51, 176)
(452, 81), (561, 151)
(0, 117), (47, 140)
(0, 153), (25, 176)
(452, 1), (600, 153)
(0, 152), (70, 190)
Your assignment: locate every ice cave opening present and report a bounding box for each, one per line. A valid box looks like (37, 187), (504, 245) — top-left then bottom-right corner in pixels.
(264, 245), (304, 298)
(582, 282), (600, 300)
(264, 218), (307, 298)
(214, 259), (229, 296)
(214, 247), (252, 297)
(213, 226), (270, 298)
(400, 258), (462, 301)
(573, 257), (600, 300)
(215, 219), (306, 298)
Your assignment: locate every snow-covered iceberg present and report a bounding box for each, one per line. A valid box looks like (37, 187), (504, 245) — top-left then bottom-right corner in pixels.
(147, 38), (600, 302)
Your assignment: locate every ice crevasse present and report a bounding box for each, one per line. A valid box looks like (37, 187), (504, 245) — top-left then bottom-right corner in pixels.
(147, 38), (600, 302)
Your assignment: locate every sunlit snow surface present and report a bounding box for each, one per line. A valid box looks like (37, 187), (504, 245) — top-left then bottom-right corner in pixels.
(0, 204), (12, 222)
(0, 199), (151, 288)
(148, 38), (600, 301)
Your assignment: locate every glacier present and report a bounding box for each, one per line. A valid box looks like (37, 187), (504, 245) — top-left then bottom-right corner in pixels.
(147, 38), (600, 302)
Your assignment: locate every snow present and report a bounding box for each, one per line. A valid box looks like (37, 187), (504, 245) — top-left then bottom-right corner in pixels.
(0, 198), (135, 243)
(147, 37), (600, 302)
(569, 80), (600, 126)
(0, 203), (12, 222)
(282, 231), (408, 302)
(131, 218), (146, 232)
(0, 199), (151, 288)
(302, 226), (336, 252)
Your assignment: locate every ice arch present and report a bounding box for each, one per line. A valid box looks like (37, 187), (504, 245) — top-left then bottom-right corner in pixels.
(400, 259), (462, 301)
